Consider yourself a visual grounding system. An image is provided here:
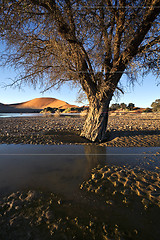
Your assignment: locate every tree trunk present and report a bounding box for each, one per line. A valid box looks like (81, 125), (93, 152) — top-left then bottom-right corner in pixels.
(80, 97), (111, 142)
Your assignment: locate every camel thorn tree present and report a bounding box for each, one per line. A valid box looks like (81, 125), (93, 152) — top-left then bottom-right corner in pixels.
(0, 0), (160, 142)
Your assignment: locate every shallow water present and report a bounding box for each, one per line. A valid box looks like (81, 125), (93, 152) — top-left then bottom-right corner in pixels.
(0, 113), (43, 118)
(0, 112), (80, 118)
(0, 144), (159, 197)
(0, 144), (160, 239)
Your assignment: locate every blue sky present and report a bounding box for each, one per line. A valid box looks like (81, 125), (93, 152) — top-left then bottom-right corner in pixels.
(0, 66), (159, 108)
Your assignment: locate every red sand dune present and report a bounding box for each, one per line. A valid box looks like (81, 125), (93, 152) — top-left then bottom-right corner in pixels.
(8, 97), (77, 109)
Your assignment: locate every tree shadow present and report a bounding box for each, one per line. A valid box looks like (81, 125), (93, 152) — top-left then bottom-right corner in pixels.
(108, 129), (160, 141)
(44, 130), (91, 143)
(44, 128), (160, 145)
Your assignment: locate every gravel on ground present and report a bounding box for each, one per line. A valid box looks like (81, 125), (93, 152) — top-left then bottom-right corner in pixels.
(0, 113), (160, 146)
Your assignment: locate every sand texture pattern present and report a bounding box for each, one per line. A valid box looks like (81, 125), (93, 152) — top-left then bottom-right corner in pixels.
(0, 113), (160, 146)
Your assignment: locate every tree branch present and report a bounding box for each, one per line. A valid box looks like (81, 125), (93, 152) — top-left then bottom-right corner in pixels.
(122, 0), (160, 64)
(65, 0), (76, 34)
(113, 0), (126, 63)
(31, 0), (53, 12)
(137, 35), (160, 54)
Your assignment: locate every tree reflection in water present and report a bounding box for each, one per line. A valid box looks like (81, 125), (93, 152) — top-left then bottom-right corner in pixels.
(84, 145), (106, 173)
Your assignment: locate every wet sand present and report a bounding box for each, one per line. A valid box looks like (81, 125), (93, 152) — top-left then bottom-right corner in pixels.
(80, 164), (160, 208)
(0, 112), (160, 146)
(1, 162), (160, 239)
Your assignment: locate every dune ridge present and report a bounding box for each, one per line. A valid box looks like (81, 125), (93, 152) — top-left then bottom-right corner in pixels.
(0, 97), (78, 112)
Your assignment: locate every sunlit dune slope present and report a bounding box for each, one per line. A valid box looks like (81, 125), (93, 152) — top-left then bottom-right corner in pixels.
(9, 97), (75, 109)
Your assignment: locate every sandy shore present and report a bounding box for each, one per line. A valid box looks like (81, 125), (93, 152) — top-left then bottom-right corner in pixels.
(0, 113), (160, 146)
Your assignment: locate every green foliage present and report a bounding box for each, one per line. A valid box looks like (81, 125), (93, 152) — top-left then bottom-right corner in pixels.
(110, 103), (120, 111)
(62, 107), (88, 113)
(45, 107), (54, 113)
(42, 107), (57, 113)
(110, 102), (136, 111)
(120, 103), (127, 110)
(151, 99), (160, 112)
(127, 103), (135, 111)
(63, 108), (72, 113)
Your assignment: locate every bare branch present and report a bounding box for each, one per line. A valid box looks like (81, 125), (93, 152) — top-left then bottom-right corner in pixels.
(122, 0), (160, 64)
(0, 0), (159, 100)
(137, 35), (160, 54)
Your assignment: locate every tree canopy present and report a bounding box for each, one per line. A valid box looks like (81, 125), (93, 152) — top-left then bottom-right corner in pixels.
(151, 99), (160, 111)
(0, 1), (159, 91)
(0, 0), (160, 141)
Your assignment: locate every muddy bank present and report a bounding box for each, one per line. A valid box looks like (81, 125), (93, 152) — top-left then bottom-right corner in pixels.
(0, 113), (160, 146)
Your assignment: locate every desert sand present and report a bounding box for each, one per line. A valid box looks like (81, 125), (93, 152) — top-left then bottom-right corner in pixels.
(10, 97), (67, 109)
(0, 112), (160, 146)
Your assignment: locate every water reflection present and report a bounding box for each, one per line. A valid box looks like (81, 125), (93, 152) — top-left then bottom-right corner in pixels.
(84, 145), (106, 170)
(0, 144), (160, 239)
(0, 144), (160, 198)
(0, 145), (106, 198)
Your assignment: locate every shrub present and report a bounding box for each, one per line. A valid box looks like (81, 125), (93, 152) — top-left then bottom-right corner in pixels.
(63, 108), (72, 113)
(127, 103), (135, 111)
(54, 109), (61, 117)
(41, 107), (58, 113)
(109, 103), (120, 111)
(80, 110), (88, 117)
(151, 99), (160, 112)
(120, 103), (127, 110)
